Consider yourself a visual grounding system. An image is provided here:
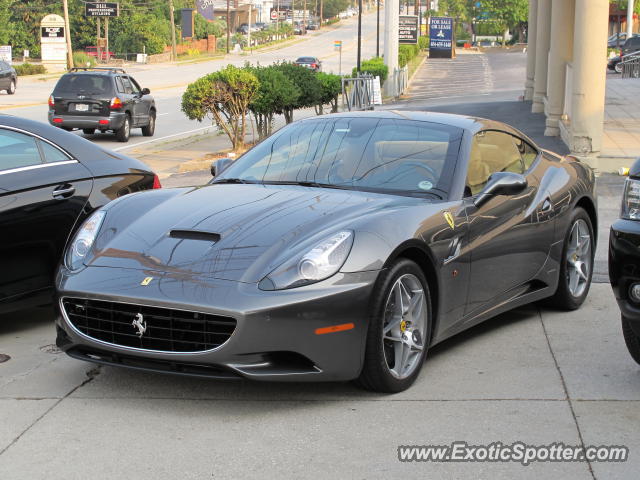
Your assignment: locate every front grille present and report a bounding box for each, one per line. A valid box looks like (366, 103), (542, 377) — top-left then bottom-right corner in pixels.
(62, 298), (236, 352)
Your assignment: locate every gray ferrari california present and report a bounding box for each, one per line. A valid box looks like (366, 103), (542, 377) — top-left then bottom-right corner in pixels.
(55, 111), (597, 392)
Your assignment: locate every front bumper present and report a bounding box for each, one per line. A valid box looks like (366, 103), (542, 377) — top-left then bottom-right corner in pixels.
(609, 220), (640, 331)
(56, 266), (379, 382)
(48, 110), (126, 130)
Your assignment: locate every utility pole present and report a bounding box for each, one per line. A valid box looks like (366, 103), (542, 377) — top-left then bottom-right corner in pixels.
(383, 0), (399, 97)
(62, 0), (73, 69)
(303, 0), (307, 32)
(248, 3), (252, 51)
(628, 0), (635, 37)
(226, 0), (231, 53)
(105, 18), (109, 62)
(357, 0), (362, 71)
(376, 0), (380, 57)
(319, 0), (323, 29)
(97, 17), (102, 63)
(168, 0), (178, 61)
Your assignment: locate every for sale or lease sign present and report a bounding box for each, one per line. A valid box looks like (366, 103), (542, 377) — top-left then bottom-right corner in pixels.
(429, 16), (454, 58)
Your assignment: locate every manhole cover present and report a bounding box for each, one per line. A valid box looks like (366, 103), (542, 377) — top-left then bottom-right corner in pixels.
(39, 344), (62, 354)
(0, 353), (10, 363)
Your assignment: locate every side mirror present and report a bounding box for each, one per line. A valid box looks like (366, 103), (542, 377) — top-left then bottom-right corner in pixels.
(211, 157), (233, 177)
(474, 172), (527, 208)
(142, 87), (151, 95)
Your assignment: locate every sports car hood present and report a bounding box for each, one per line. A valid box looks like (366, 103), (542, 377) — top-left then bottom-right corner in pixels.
(88, 184), (426, 283)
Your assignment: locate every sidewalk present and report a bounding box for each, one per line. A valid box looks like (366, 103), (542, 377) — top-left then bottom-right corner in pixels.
(602, 76), (640, 162)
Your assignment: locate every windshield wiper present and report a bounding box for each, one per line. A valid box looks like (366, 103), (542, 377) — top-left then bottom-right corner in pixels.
(259, 180), (353, 190)
(211, 178), (254, 184)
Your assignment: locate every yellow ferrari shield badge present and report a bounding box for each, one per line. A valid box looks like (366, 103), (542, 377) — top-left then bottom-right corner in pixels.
(140, 277), (154, 286)
(444, 211), (455, 230)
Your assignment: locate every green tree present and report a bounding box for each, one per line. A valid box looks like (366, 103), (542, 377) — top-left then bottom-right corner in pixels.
(181, 65), (259, 152)
(315, 72), (342, 115)
(273, 63), (322, 123)
(318, 0), (350, 19)
(479, 0), (529, 45)
(247, 65), (300, 139)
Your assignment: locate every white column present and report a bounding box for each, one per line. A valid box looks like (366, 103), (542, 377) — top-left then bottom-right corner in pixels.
(532, 0), (551, 113)
(544, 0), (574, 136)
(569, 0), (609, 154)
(383, 0), (399, 97)
(524, 0), (538, 101)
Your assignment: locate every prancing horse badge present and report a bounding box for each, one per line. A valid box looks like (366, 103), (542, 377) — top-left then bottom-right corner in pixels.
(444, 211), (455, 230)
(140, 276), (153, 286)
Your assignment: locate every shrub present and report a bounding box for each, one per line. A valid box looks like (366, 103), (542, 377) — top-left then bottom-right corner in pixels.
(181, 65), (259, 151)
(273, 62), (322, 123)
(399, 44), (419, 67)
(418, 36), (429, 50)
(73, 51), (96, 67)
(315, 72), (342, 114)
(353, 57), (388, 83)
(247, 65), (300, 139)
(14, 63), (46, 76)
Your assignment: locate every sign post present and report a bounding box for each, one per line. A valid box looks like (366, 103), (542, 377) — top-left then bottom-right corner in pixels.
(429, 16), (455, 59)
(334, 40), (342, 75)
(84, 3), (119, 62)
(40, 14), (68, 72)
(399, 15), (419, 44)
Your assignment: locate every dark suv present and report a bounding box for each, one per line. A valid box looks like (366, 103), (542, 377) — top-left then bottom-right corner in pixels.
(621, 36), (640, 57)
(48, 67), (156, 142)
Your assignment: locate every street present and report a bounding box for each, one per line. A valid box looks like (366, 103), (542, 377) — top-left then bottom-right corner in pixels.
(1, 24), (640, 480)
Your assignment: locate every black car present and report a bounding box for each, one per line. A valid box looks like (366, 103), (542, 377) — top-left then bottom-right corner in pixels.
(294, 56), (322, 72)
(48, 67), (156, 143)
(621, 35), (640, 57)
(0, 114), (159, 314)
(609, 159), (640, 365)
(608, 55), (623, 73)
(55, 112), (597, 393)
(0, 60), (16, 95)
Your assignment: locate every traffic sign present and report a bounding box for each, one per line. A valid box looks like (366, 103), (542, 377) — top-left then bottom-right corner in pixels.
(334, 40), (342, 48)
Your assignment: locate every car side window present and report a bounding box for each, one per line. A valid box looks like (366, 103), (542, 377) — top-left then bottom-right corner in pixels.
(115, 76), (125, 94)
(121, 76), (133, 94)
(127, 76), (141, 94)
(514, 137), (539, 171)
(39, 140), (70, 164)
(466, 131), (524, 196)
(0, 129), (43, 171)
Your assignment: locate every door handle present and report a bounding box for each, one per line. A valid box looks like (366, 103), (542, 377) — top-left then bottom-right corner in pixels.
(52, 186), (75, 198)
(541, 197), (553, 213)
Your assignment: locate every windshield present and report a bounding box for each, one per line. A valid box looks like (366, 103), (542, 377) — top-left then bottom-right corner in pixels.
(53, 74), (114, 96)
(217, 117), (463, 197)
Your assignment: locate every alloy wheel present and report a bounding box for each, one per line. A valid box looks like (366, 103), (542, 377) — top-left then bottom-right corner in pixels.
(382, 273), (427, 379)
(566, 218), (592, 298)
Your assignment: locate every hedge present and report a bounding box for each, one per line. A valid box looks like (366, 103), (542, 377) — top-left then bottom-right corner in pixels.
(14, 63), (46, 76)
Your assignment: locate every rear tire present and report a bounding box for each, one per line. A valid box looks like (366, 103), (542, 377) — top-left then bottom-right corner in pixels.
(7, 79), (15, 95)
(141, 110), (156, 137)
(355, 258), (431, 393)
(615, 62), (623, 74)
(115, 114), (131, 142)
(546, 207), (594, 310)
(622, 316), (640, 365)
(82, 128), (96, 135)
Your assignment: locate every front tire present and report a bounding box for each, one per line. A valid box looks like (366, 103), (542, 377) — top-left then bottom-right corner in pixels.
(115, 114), (131, 142)
(547, 207), (594, 310)
(356, 259), (431, 393)
(615, 62), (623, 74)
(7, 79), (15, 94)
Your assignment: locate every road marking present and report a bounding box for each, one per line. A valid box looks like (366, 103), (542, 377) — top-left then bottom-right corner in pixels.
(157, 112), (169, 116)
(113, 125), (214, 151)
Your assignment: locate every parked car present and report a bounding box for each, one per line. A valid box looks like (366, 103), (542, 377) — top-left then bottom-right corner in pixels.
(85, 46), (114, 62)
(306, 22), (319, 30)
(294, 56), (322, 72)
(253, 22), (266, 31)
(55, 111), (597, 393)
(0, 114), (159, 314)
(621, 35), (640, 57)
(236, 23), (249, 34)
(0, 60), (16, 94)
(608, 32), (639, 48)
(48, 67), (156, 143)
(608, 55), (623, 73)
(293, 21), (306, 35)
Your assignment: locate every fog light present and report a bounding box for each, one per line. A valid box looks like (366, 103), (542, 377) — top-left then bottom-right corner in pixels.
(629, 283), (640, 302)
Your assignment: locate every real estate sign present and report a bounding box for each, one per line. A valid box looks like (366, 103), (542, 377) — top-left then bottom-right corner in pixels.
(429, 16), (455, 58)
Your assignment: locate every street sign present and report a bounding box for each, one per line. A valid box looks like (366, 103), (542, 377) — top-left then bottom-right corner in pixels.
(0, 46), (11, 64)
(429, 16), (455, 59)
(334, 40), (342, 49)
(399, 15), (419, 44)
(85, 2), (119, 17)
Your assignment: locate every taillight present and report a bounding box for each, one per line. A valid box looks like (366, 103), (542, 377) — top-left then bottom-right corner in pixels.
(311, 63), (317, 68)
(48, 95), (55, 107)
(109, 97), (123, 110)
(152, 174), (162, 189)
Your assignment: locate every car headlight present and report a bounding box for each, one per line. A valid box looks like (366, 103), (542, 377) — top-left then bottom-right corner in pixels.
(259, 231), (354, 290)
(65, 210), (106, 271)
(622, 178), (640, 220)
